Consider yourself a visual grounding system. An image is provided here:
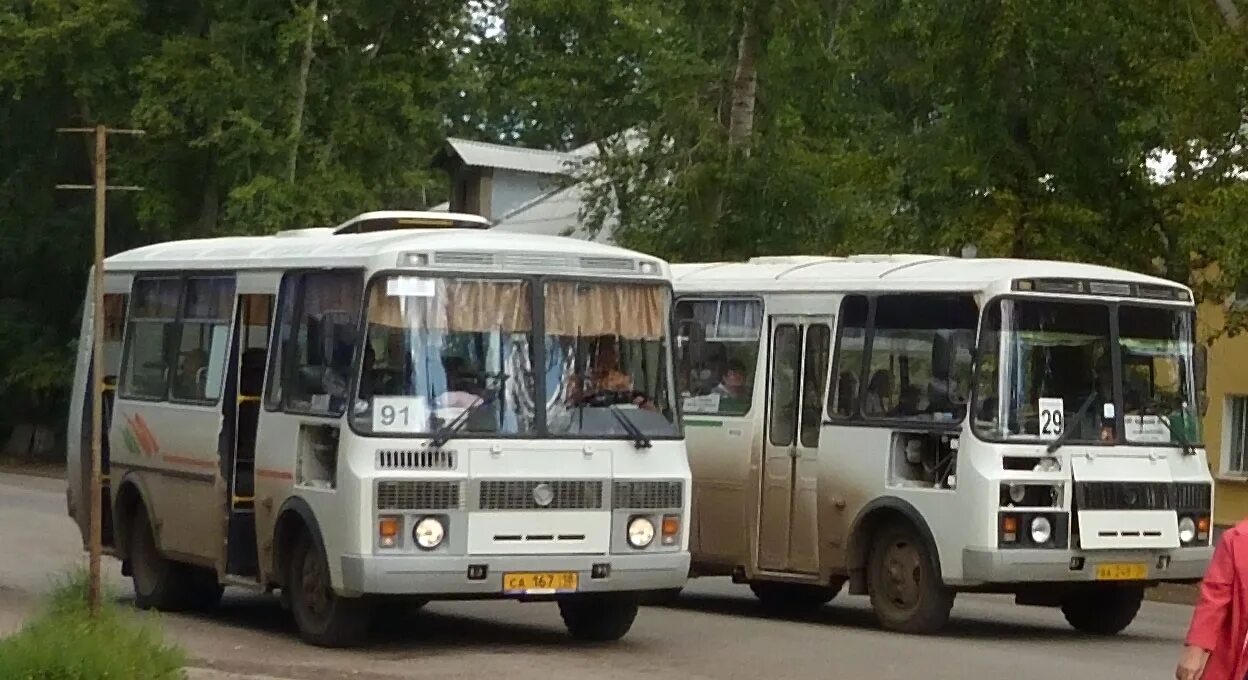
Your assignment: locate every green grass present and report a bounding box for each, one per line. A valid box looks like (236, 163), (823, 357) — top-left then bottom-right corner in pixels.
(0, 569), (186, 679)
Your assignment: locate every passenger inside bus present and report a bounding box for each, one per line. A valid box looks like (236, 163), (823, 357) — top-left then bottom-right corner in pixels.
(865, 369), (892, 415)
(173, 348), (208, 400)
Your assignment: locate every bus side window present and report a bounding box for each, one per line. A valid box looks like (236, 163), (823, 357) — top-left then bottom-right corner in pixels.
(269, 270), (363, 417)
(828, 295), (868, 419)
(120, 277), (181, 400)
(170, 277), (235, 403)
(673, 298), (762, 417)
(864, 294), (978, 422)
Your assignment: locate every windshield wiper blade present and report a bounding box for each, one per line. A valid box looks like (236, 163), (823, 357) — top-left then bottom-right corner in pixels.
(1141, 401), (1197, 456)
(1046, 391), (1099, 454)
(606, 402), (652, 449)
(429, 374), (507, 448)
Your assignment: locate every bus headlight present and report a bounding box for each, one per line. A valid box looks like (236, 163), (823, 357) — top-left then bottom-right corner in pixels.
(1178, 516), (1197, 544)
(1008, 483), (1026, 505)
(627, 516), (655, 548)
(413, 516), (446, 550)
(1030, 516), (1052, 545)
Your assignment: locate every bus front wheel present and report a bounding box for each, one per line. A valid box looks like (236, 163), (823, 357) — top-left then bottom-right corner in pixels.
(287, 532), (372, 647)
(1061, 586), (1143, 635)
(867, 523), (954, 634)
(558, 594), (639, 641)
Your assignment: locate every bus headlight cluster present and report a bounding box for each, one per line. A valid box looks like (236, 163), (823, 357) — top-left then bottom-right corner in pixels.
(627, 516), (655, 548)
(1000, 512), (1064, 548)
(413, 516), (446, 550)
(1177, 516), (1209, 545)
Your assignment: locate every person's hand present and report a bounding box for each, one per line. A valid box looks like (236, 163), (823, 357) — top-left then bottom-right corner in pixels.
(1176, 645), (1209, 680)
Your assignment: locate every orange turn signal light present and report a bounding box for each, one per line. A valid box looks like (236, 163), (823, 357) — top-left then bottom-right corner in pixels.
(662, 515), (681, 545)
(379, 516), (400, 548)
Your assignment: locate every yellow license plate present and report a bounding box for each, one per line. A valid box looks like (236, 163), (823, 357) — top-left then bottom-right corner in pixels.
(1095, 563), (1148, 581)
(502, 571), (578, 594)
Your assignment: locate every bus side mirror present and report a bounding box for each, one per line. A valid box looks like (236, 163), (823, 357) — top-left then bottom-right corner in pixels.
(1195, 344), (1209, 417)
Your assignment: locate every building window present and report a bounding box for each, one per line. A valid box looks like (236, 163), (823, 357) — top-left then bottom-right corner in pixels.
(1226, 396), (1248, 474)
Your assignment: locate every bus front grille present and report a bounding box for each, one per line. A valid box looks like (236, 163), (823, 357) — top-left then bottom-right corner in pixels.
(376, 449), (457, 471)
(1174, 482), (1212, 511)
(376, 481), (462, 510)
(478, 480), (604, 510)
(613, 480), (683, 509)
(1075, 482), (1173, 511)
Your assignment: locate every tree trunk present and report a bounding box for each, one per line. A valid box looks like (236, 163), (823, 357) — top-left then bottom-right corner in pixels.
(287, 0), (318, 183)
(727, 2), (762, 153)
(1214, 0), (1242, 29)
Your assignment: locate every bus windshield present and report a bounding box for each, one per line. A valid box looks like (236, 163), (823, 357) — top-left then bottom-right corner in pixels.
(352, 275), (678, 440)
(354, 276), (537, 436)
(543, 281), (679, 439)
(974, 298), (1200, 445)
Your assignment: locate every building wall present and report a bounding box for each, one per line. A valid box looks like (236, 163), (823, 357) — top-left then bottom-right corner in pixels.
(1199, 301), (1248, 525)
(490, 169), (558, 220)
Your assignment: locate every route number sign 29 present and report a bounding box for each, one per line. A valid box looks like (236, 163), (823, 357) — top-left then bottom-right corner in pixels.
(1038, 398), (1065, 440)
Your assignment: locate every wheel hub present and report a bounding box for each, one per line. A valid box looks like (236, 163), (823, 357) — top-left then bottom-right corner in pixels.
(882, 539), (922, 610)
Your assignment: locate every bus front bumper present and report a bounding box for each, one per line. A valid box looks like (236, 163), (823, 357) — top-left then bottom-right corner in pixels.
(960, 546), (1212, 585)
(338, 551), (690, 597)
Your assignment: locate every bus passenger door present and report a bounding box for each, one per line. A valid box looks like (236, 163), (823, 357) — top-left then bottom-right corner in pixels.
(223, 293), (273, 579)
(759, 316), (833, 575)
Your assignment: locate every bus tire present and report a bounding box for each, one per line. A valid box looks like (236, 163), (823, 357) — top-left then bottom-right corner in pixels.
(130, 506), (192, 611)
(749, 580), (841, 612)
(867, 523), (953, 634)
(183, 565), (224, 610)
(1061, 586), (1143, 635)
(559, 594), (639, 641)
(287, 531), (372, 648)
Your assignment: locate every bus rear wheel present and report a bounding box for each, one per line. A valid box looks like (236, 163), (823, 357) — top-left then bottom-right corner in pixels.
(1061, 586), (1143, 635)
(130, 507), (221, 611)
(749, 580), (841, 612)
(867, 523), (954, 634)
(287, 532), (372, 647)
(558, 594), (639, 641)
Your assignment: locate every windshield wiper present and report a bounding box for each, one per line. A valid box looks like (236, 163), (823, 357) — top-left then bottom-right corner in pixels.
(1046, 391), (1100, 454)
(428, 373), (508, 448)
(605, 401), (652, 450)
(1140, 401), (1197, 456)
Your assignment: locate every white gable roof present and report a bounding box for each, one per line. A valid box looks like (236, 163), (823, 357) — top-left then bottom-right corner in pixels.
(445, 137), (581, 175)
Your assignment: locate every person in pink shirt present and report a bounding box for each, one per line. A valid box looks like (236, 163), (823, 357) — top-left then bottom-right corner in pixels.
(1178, 520), (1248, 680)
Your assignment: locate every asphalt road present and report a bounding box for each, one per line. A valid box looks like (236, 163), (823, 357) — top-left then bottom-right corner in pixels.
(0, 471), (1193, 679)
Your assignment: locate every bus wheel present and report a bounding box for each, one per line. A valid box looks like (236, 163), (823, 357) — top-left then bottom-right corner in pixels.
(749, 580), (841, 612)
(867, 523), (954, 634)
(130, 507), (192, 611)
(1061, 586), (1143, 635)
(287, 532), (372, 647)
(559, 594), (639, 641)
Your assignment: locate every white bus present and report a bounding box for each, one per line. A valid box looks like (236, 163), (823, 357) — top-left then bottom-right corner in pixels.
(671, 255), (1212, 635)
(65, 211), (690, 646)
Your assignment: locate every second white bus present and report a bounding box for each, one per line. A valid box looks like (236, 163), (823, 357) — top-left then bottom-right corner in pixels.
(672, 254), (1211, 635)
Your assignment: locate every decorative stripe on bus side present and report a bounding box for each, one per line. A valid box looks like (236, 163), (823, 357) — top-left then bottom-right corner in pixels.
(256, 468), (294, 481)
(683, 419), (723, 428)
(160, 454), (217, 469)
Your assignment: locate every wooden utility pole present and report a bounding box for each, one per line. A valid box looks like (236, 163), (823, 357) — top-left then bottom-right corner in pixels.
(56, 124), (143, 615)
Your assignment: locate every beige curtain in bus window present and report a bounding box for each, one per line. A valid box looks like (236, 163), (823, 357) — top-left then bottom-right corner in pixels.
(544, 282), (665, 339)
(368, 279), (531, 332)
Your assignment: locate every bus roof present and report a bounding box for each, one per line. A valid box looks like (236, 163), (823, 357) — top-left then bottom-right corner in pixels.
(104, 221), (664, 275)
(671, 255), (1191, 297)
